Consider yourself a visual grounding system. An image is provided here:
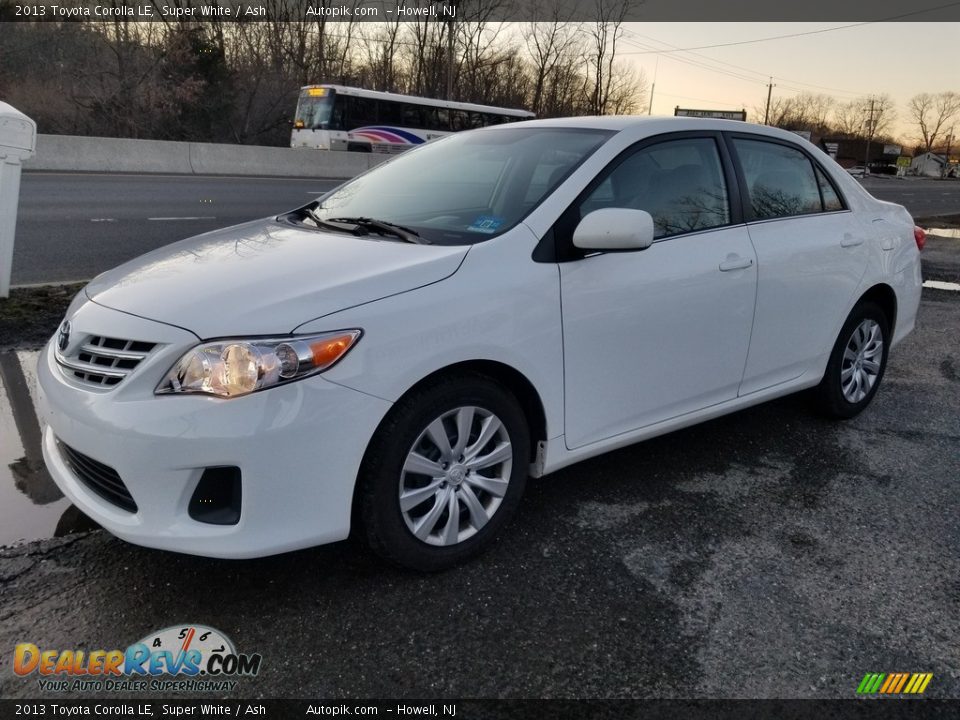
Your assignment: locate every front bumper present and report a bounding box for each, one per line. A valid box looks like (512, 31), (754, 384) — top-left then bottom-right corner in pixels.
(37, 300), (391, 559)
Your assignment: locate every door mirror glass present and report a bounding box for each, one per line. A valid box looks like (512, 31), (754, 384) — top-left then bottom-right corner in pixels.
(573, 208), (655, 251)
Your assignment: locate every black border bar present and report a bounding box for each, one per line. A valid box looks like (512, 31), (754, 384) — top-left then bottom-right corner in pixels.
(2, 0), (960, 22)
(2, 700), (960, 720)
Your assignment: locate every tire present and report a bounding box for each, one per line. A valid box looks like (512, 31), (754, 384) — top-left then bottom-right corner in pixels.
(814, 301), (890, 419)
(357, 373), (529, 572)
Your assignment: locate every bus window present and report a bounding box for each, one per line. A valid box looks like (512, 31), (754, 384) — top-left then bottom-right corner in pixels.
(451, 110), (470, 131)
(345, 96), (376, 128)
(401, 103), (424, 127)
(329, 103), (345, 131)
(379, 100), (402, 125)
(435, 108), (450, 131)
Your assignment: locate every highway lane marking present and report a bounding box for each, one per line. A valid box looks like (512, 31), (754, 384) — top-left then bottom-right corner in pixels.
(90, 218), (116, 222)
(926, 228), (960, 238)
(923, 280), (960, 292)
(148, 216), (217, 221)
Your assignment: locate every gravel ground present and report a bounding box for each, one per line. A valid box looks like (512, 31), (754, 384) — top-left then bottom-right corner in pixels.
(0, 235), (957, 701)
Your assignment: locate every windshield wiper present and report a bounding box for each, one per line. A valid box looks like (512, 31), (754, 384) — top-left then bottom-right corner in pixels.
(327, 217), (430, 244)
(302, 207), (362, 235)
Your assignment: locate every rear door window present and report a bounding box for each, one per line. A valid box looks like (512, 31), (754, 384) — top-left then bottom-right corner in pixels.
(733, 138), (826, 220)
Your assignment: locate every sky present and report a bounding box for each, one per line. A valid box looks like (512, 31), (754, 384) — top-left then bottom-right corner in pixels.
(619, 22), (960, 142)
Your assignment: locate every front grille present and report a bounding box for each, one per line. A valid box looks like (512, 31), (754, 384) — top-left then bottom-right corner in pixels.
(57, 335), (156, 388)
(59, 442), (138, 513)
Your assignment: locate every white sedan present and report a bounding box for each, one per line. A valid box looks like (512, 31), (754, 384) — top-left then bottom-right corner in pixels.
(37, 117), (924, 570)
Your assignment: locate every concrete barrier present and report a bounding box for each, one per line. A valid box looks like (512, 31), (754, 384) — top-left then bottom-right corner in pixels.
(23, 134), (389, 179)
(1, 102), (36, 297)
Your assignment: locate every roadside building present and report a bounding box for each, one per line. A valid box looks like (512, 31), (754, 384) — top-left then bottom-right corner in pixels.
(818, 138), (902, 174)
(910, 152), (949, 177)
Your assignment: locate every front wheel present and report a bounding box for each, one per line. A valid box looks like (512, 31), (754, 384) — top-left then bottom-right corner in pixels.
(357, 373), (529, 571)
(814, 301), (890, 419)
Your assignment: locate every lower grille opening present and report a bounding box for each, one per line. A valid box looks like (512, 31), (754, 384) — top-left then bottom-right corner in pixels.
(58, 442), (138, 513)
(189, 467), (242, 526)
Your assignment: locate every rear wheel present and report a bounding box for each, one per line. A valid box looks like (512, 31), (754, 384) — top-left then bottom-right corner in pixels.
(358, 373), (529, 571)
(815, 301), (890, 418)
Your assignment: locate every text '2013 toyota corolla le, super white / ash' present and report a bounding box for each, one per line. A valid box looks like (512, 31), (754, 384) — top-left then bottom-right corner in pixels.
(38, 118), (924, 571)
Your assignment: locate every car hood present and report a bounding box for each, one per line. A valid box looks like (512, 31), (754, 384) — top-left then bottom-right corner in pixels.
(85, 219), (469, 338)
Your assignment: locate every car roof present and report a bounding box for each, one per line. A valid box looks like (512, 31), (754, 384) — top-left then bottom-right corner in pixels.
(500, 115), (815, 145)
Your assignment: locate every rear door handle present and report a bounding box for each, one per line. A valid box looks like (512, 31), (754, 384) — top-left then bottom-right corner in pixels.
(719, 255), (754, 272)
(841, 234), (865, 248)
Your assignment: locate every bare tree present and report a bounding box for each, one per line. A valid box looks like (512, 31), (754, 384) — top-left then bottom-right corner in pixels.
(358, 20), (405, 92)
(864, 94), (897, 142)
(585, 0), (633, 115)
(833, 99), (864, 137)
(524, 7), (579, 116)
(757, 92), (835, 135)
(908, 91), (960, 153)
(456, 1), (511, 104)
(832, 95), (896, 141)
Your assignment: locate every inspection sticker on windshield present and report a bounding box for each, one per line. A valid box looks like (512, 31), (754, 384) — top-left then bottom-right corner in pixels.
(467, 216), (505, 234)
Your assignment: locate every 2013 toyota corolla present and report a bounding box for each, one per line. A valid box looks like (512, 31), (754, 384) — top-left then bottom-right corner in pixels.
(37, 118), (924, 571)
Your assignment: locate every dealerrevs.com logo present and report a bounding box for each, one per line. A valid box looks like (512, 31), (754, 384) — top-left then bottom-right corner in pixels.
(14, 624), (262, 693)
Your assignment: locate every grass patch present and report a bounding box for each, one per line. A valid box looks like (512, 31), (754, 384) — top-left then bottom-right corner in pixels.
(0, 283), (86, 351)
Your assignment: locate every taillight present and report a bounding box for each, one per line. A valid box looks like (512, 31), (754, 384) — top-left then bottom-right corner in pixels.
(914, 226), (926, 251)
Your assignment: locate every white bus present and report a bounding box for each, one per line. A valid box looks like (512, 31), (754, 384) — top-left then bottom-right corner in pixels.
(291, 84), (535, 154)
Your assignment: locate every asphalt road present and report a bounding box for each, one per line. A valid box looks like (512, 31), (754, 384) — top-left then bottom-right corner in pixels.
(862, 176), (960, 218)
(10, 172), (960, 286)
(0, 242), (958, 699)
(12, 173), (340, 285)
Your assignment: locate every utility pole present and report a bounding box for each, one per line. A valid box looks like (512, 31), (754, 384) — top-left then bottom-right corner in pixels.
(648, 57), (658, 115)
(944, 127), (955, 179)
(764, 78), (774, 125)
(863, 97), (876, 174)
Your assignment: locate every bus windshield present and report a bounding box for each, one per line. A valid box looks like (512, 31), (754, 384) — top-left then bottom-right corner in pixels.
(295, 91), (334, 130)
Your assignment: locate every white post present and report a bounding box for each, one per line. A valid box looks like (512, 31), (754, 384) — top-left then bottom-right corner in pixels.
(0, 102), (37, 298)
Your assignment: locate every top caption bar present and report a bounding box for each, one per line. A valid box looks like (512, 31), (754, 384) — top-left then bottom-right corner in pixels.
(2, 0), (960, 22)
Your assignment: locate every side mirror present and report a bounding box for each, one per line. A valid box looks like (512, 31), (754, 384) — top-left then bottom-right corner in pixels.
(572, 208), (655, 252)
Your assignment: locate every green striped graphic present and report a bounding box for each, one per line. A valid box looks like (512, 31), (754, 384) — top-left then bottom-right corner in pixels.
(859, 673), (886, 694)
(871, 674), (887, 693)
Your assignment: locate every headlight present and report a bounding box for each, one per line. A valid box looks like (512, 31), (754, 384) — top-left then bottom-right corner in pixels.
(155, 330), (361, 399)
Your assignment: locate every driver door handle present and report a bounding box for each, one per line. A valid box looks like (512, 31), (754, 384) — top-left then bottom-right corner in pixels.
(719, 255), (754, 272)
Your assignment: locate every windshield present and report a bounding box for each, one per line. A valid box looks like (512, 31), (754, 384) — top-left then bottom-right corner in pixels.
(312, 127), (613, 244)
(295, 92), (333, 130)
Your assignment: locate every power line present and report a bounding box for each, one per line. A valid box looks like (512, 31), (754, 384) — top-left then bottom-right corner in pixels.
(623, 29), (866, 98)
(620, 35), (767, 86)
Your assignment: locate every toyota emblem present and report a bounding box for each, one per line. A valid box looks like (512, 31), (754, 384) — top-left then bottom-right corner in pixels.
(57, 320), (71, 352)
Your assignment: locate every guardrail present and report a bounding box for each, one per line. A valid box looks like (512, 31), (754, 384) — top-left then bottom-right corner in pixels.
(23, 134), (389, 179)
